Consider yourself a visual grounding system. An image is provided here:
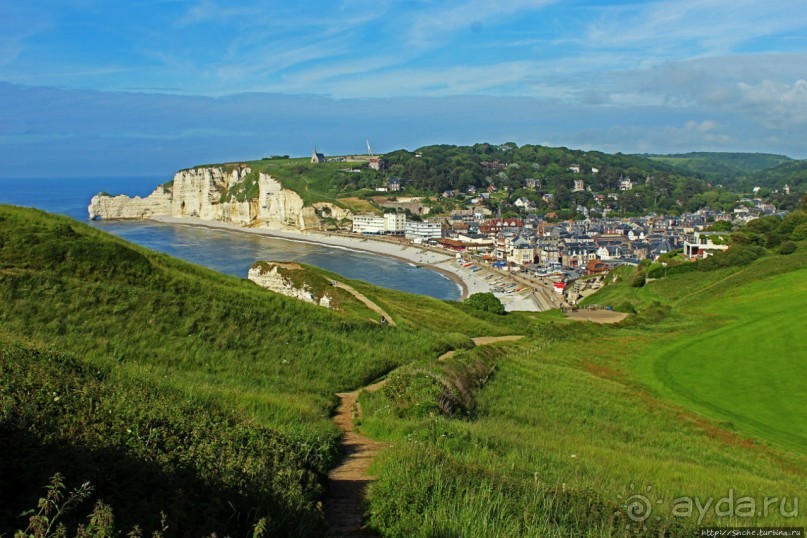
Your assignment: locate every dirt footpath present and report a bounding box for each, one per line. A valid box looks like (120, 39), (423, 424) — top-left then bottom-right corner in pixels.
(565, 310), (629, 324)
(323, 335), (524, 536)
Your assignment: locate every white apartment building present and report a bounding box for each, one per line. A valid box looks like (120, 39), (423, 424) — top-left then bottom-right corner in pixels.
(352, 213), (408, 234)
(404, 220), (442, 242)
(384, 213), (406, 235)
(352, 214), (386, 234)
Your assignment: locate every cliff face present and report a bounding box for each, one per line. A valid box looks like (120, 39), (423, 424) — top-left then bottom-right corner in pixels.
(88, 166), (350, 231)
(247, 262), (333, 308)
(88, 186), (173, 220)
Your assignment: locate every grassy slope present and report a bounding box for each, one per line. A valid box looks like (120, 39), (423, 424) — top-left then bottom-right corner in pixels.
(584, 248), (807, 453)
(638, 257), (807, 452)
(648, 152), (792, 180)
(0, 205), (521, 534)
(359, 251), (807, 535)
(190, 157), (359, 208)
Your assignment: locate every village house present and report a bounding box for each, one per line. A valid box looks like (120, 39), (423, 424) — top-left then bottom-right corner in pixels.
(507, 234), (535, 266)
(584, 259), (609, 276)
(619, 176), (633, 191)
(596, 245), (625, 261)
(683, 231), (731, 259)
(480, 218), (524, 234)
(514, 197), (536, 211)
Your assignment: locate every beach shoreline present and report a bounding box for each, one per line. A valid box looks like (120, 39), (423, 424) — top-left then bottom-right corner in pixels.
(149, 216), (545, 311)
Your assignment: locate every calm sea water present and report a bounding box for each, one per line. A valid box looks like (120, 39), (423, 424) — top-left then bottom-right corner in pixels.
(0, 177), (460, 301)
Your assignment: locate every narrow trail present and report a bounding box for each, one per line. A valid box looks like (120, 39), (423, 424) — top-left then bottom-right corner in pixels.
(332, 281), (396, 326)
(323, 335), (524, 536)
(565, 310), (629, 324)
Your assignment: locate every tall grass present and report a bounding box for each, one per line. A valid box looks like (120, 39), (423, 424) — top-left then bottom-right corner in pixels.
(360, 263), (807, 535)
(0, 205), (512, 534)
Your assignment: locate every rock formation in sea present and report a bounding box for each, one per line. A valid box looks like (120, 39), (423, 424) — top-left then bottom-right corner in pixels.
(88, 165), (351, 231)
(247, 262), (333, 308)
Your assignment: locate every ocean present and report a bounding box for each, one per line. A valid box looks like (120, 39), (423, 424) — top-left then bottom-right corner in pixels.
(0, 176), (461, 301)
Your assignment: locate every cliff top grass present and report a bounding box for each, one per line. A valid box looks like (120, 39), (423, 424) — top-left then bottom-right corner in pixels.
(250, 260), (371, 315)
(0, 204), (530, 534)
(0, 205), (516, 432)
(185, 157), (378, 209)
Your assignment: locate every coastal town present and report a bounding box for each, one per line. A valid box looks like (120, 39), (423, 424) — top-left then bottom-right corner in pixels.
(345, 193), (789, 309)
(87, 144), (801, 313)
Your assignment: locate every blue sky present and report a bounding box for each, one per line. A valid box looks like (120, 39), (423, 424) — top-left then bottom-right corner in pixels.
(1, 0), (806, 177)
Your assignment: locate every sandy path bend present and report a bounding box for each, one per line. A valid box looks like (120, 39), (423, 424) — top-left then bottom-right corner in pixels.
(437, 335), (525, 361)
(565, 310), (628, 324)
(332, 281), (397, 327)
(323, 335), (523, 536)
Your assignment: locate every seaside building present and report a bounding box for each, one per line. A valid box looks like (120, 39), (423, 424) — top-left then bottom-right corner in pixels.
(683, 231), (731, 259)
(507, 234), (536, 266)
(352, 214), (385, 234)
(405, 220), (442, 242)
(352, 213), (407, 235)
(384, 212), (406, 235)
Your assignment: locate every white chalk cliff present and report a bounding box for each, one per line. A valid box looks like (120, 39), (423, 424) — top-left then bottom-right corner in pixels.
(88, 166), (351, 231)
(247, 263), (333, 308)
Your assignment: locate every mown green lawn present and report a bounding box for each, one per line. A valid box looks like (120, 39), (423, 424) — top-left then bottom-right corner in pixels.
(638, 267), (807, 452)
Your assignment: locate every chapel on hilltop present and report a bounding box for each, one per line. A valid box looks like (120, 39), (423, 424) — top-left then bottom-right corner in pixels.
(311, 148), (326, 163)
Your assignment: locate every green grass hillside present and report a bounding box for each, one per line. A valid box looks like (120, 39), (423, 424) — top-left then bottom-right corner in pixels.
(586, 248), (807, 453)
(193, 157), (382, 212)
(3, 204), (805, 536)
(358, 250), (807, 535)
(0, 205), (520, 535)
(648, 152), (792, 179)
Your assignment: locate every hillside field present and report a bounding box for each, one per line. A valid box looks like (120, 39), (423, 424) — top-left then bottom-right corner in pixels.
(638, 261), (807, 452)
(358, 248), (807, 535)
(2, 204), (805, 536)
(0, 205), (522, 536)
(585, 248), (807, 454)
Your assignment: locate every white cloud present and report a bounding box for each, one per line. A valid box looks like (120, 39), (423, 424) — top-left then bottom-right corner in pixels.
(405, 0), (557, 48)
(737, 79), (807, 127)
(685, 120), (718, 134)
(584, 0), (807, 57)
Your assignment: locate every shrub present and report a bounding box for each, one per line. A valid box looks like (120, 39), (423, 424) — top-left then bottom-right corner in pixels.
(791, 222), (807, 242)
(666, 261), (699, 276)
(464, 292), (505, 315)
(780, 241), (797, 255)
(630, 271), (646, 288)
(699, 244), (765, 271)
(615, 301), (637, 314)
(646, 263), (665, 279)
(381, 349), (499, 417)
